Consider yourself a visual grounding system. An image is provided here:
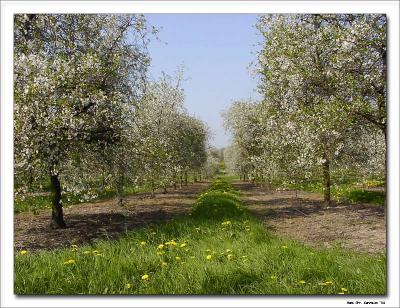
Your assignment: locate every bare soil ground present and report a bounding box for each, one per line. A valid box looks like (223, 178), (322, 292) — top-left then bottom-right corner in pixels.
(14, 182), (209, 251)
(15, 180), (386, 255)
(234, 182), (386, 254)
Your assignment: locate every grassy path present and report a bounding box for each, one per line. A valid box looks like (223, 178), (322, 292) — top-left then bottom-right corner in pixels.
(14, 178), (386, 295)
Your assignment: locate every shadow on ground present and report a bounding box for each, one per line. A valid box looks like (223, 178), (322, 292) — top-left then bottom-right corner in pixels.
(233, 181), (386, 254)
(14, 182), (209, 251)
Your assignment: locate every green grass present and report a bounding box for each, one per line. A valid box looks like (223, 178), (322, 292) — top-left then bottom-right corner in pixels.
(14, 178), (386, 295)
(286, 181), (385, 206)
(14, 185), (153, 214)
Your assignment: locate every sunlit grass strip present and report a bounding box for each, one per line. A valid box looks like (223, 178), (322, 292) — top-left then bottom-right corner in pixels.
(14, 178), (386, 295)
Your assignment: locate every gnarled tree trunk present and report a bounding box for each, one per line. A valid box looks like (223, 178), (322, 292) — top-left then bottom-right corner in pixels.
(50, 173), (66, 228)
(322, 138), (331, 207)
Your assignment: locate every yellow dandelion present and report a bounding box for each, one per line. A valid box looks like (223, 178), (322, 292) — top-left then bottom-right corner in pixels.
(226, 249), (232, 253)
(175, 256), (182, 262)
(141, 274), (149, 280)
(221, 220), (231, 226)
(161, 262), (168, 266)
(63, 259), (75, 265)
(206, 249), (211, 253)
(206, 255), (212, 260)
(298, 280), (306, 284)
(156, 251), (165, 255)
(341, 287), (348, 292)
(165, 240), (177, 246)
(125, 283), (132, 289)
(140, 241), (146, 246)
(157, 244), (164, 249)
(227, 254), (234, 260)
(270, 275), (277, 279)
(190, 256), (195, 259)
(180, 243), (187, 248)
(19, 250), (27, 255)
(324, 281), (333, 285)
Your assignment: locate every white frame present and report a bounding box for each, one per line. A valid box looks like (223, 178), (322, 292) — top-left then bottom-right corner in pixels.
(1, 1), (399, 307)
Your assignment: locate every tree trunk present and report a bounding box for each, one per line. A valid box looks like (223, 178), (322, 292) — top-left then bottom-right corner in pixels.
(50, 173), (66, 228)
(116, 168), (125, 206)
(184, 171), (188, 186)
(322, 143), (331, 207)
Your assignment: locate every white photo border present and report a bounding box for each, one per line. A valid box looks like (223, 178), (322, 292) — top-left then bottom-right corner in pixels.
(1, 1), (399, 307)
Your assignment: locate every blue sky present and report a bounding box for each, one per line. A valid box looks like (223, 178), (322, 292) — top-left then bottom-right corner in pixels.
(145, 14), (261, 149)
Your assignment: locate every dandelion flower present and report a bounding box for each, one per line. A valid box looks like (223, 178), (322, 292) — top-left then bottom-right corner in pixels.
(227, 254), (234, 260)
(165, 240), (177, 246)
(180, 243), (187, 248)
(63, 259), (75, 265)
(157, 244), (164, 249)
(221, 220), (231, 226)
(140, 241), (146, 246)
(206, 249), (211, 253)
(226, 249), (232, 253)
(324, 281), (333, 285)
(141, 274), (149, 280)
(175, 256), (181, 262)
(125, 283), (132, 289)
(341, 287), (348, 292)
(298, 280), (306, 284)
(19, 250), (27, 255)
(270, 275), (277, 279)
(161, 262), (168, 266)
(190, 256), (195, 259)
(206, 255), (212, 260)
(156, 251), (165, 255)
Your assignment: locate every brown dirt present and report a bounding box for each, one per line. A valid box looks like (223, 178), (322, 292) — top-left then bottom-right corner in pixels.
(14, 182), (209, 251)
(234, 182), (386, 255)
(15, 180), (386, 255)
